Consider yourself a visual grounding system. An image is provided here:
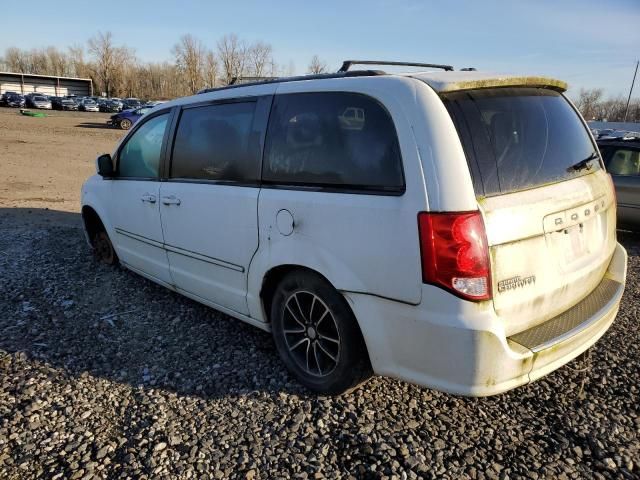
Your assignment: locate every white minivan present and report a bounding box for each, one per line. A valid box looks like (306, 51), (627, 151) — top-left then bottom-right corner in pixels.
(81, 61), (627, 396)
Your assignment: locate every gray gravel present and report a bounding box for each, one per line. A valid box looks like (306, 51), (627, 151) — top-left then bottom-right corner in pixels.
(0, 209), (638, 480)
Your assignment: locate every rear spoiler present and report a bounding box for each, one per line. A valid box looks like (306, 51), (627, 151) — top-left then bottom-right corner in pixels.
(425, 76), (568, 93)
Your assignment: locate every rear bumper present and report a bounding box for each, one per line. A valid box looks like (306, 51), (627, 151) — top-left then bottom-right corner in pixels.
(345, 242), (627, 396)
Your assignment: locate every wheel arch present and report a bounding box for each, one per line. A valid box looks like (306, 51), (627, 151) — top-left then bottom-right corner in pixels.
(260, 264), (334, 324)
(81, 205), (106, 246)
(258, 263), (372, 367)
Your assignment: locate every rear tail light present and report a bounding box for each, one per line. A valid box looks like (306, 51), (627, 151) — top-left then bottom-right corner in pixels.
(418, 211), (492, 301)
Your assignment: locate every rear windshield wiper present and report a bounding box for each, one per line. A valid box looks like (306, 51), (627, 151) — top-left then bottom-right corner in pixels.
(568, 152), (599, 172)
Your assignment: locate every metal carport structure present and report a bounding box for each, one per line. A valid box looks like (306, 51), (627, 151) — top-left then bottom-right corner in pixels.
(0, 71), (93, 97)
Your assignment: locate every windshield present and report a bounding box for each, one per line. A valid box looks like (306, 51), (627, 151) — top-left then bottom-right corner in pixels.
(34, 96), (46, 101)
(443, 88), (600, 196)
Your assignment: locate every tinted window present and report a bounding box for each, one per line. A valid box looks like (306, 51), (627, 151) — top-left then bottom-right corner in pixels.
(263, 92), (404, 192)
(607, 148), (640, 176)
(118, 113), (168, 178)
(171, 102), (258, 182)
(444, 88), (600, 196)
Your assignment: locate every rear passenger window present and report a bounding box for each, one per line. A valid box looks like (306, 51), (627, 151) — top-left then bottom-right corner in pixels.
(263, 92), (404, 192)
(171, 102), (258, 182)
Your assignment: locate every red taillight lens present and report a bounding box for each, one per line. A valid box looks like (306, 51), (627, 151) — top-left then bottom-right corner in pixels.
(418, 211), (492, 301)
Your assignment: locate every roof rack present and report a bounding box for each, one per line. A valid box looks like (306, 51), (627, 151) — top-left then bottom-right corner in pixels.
(198, 69), (386, 95)
(338, 60), (454, 73)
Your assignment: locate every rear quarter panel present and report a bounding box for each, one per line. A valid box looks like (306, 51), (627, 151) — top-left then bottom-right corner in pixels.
(247, 77), (436, 322)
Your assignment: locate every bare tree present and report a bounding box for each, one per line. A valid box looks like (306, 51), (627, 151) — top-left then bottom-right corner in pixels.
(68, 44), (90, 78)
(29, 49), (49, 74)
(307, 55), (328, 74)
(4, 47), (30, 72)
(88, 32), (133, 97)
(203, 50), (219, 88)
(217, 34), (248, 84)
(46, 47), (69, 76)
(575, 88), (604, 121)
(247, 41), (273, 78)
(172, 34), (206, 94)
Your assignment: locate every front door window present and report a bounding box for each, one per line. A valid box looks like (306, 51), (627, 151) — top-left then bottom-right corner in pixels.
(118, 113), (168, 178)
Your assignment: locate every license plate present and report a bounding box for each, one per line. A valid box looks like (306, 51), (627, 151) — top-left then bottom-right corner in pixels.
(567, 224), (587, 258)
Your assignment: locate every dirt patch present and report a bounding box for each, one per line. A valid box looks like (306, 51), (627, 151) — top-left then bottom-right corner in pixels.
(0, 108), (124, 212)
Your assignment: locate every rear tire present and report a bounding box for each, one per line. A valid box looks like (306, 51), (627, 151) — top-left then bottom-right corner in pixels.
(271, 271), (371, 395)
(93, 231), (118, 266)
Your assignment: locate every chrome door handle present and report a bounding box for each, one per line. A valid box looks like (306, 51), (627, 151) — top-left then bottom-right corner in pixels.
(161, 195), (181, 206)
(141, 193), (156, 203)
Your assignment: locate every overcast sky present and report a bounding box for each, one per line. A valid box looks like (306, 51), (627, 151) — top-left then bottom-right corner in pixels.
(1, 0), (638, 97)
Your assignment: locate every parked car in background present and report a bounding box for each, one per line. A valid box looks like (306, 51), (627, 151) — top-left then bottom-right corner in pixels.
(24, 93), (36, 107)
(30, 95), (52, 109)
(61, 97), (79, 110)
(24, 93), (49, 106)
(100, 99), (123, 113)
(82, 64), (627, 395)
(1, 91), (20, 105)
(49, 96), (64, 110)
(107, 106), (152, 129)
(79, 99), (99, 112)
(597, 135), (640, 231)
(2, 93), (26, 107)
(121, 98), (142, 111)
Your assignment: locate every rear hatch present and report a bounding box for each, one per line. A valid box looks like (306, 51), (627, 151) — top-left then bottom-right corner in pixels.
(443, 87), (617, 335)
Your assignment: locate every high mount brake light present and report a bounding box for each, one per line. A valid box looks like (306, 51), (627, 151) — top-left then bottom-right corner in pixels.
(418, 211), (492, 301)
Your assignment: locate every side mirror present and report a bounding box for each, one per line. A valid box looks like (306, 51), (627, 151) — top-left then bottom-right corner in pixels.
(96, 154), (114, 177)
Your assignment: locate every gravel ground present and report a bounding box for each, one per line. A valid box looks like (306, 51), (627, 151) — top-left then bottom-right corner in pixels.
(0, 208), (638, 480)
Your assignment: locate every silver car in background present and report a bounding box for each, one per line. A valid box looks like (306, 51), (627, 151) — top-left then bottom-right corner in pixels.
(79, 99), (100, 112)
(598, 135), (640, 231)
(32, 95), (52, 109)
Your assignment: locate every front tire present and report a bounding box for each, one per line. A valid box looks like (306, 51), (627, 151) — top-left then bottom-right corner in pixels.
(93, 231), (118, 266)
(119, 118), (132, 130)
(271, 271), (371, 395)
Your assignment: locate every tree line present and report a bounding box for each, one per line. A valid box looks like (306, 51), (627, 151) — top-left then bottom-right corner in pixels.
(574, 88), (640, 123)
(2, 32), (638, 123)
(0, 32), (330, 100)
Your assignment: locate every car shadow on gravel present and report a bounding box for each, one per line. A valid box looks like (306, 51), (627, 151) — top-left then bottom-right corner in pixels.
(75, 122), (116, 130)
(0, 207), (308, 401)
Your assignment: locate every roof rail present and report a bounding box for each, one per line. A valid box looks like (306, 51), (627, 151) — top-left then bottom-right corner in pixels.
(338, 60), (454, 73)
(197, 69), (386, 94)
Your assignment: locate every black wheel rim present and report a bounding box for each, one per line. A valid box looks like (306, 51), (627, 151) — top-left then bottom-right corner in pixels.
(282, 290), (341, 377)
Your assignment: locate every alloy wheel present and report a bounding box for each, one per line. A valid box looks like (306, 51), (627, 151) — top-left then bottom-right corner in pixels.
(282, 290), (341, 377)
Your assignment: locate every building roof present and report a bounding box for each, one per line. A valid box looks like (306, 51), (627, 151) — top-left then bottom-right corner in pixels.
(0, 71), (93, 82)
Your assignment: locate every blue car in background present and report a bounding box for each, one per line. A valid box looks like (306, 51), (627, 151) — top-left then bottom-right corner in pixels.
(108, 106), (152, 130)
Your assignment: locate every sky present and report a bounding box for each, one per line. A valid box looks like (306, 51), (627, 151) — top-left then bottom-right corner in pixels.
(1, 0), (638, 98)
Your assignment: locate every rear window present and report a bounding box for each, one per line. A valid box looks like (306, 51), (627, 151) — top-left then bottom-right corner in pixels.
(443, 88), (600, 196)
(263, 92), (404, 193)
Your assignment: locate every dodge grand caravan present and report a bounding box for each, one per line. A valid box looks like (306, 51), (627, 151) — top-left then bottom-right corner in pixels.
(81, 61), (627, 396)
